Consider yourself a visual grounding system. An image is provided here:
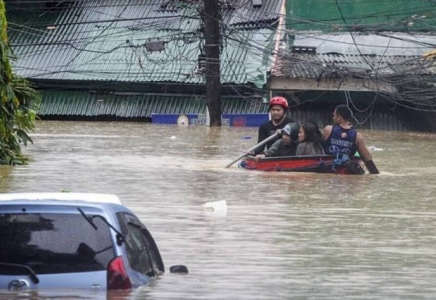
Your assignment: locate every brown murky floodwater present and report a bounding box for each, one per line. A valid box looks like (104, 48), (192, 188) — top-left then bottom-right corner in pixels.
(1, 121), (436, 300)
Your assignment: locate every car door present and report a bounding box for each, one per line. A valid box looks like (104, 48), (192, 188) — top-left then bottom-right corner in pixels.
(140, 226), (164, 275)
(117, 213), (162, 287)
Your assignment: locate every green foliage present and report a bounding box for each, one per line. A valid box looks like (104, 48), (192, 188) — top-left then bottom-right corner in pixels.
(0, 0), (41, 165)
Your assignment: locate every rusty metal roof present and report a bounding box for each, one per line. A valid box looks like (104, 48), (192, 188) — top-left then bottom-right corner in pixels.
(222, 0), (282, 28)
(7, 0), (283, 87)
(272, 51), (436, 79)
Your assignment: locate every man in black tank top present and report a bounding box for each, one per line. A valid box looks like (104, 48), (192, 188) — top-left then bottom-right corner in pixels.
(323, 105), (379, 174)
(251, 97), (299, 155)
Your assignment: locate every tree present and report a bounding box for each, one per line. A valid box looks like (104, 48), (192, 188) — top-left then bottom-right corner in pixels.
(0, 0), (41, 165)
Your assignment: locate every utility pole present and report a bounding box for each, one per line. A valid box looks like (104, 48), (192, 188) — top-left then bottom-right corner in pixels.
(203, 0), (222, 126)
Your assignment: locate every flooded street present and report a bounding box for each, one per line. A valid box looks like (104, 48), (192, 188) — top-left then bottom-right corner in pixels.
(1, 121), (436, 299)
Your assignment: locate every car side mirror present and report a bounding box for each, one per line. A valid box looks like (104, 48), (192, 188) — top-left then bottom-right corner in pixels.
(169, 265), (188, 274)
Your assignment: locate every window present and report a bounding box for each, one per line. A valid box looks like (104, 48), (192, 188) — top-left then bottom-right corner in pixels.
(141, 227), (165, 275)
(0, 213), (114, 275)
(117, 214), (153, 276)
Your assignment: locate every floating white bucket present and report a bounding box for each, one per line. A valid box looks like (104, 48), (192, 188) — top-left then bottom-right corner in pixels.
(202, 200), (227, 212)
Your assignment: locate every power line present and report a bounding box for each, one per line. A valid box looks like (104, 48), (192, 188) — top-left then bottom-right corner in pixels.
(5, 0), (436, 113)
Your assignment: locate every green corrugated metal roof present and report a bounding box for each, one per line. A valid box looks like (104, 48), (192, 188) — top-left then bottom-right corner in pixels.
(287, 0), (436, 32)
(37, 90), (409, 132)
(38, 90), (268, 118)
(7, 0), (282, 87)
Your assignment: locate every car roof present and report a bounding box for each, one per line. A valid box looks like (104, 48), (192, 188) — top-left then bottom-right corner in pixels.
(0, 193), (123, 205)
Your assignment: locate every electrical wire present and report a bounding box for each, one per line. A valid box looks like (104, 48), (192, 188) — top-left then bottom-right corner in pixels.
(5, 0), (436, 115)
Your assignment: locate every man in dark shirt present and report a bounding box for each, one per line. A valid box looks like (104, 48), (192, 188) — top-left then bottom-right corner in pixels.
(251, 96), (298, 155)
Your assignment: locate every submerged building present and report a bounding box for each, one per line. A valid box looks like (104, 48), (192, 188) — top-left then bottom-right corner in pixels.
(6, 0), (436, 131)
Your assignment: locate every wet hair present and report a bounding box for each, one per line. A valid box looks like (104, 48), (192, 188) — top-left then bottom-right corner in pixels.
(305, 118), (322, 138)
(301, 122), (323, 144)
(335, 105), (352, 120)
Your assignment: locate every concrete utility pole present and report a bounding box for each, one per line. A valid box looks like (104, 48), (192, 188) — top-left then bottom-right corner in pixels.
(203, 0), (222, 126)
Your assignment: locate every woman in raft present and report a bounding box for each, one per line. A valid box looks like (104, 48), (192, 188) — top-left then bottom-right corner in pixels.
(254, 122), (300, 160)
(296, 122), (325, 155)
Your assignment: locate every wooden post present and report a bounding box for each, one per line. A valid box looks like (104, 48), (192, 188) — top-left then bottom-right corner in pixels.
(203, 0), (222, 126)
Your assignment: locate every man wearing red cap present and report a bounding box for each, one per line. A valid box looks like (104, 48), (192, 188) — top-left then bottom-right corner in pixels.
(250, 96), (299, 155)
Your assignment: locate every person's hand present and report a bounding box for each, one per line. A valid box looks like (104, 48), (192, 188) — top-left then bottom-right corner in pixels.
(255, 154), (265, 162)
(276, 129), (282, 135)
(244, 150), (255, 156)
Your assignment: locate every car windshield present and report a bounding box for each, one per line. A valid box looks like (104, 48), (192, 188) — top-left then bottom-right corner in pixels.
(0, 213), (115, 275)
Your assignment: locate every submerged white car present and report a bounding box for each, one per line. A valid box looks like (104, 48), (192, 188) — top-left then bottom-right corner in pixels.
(0, 193), (187, 291)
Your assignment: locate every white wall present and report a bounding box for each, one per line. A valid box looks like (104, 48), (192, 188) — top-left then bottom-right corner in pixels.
(293, 32), (436, 56)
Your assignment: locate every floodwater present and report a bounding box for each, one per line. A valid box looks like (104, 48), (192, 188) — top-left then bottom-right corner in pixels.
(1, 121), (436, 300)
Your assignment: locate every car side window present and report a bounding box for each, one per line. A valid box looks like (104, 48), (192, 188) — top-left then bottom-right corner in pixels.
(117, 213), (152, 276)
(0, 213), (114, 275)
(141, 227), (164, 275)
